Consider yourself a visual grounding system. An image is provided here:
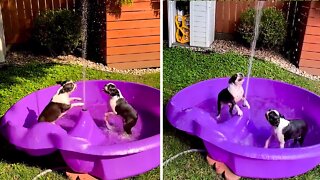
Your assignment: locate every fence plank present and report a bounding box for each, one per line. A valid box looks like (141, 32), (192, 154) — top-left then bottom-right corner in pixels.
(302, 43), (320, 52)
(1, 0), (13, 43)
(222, 1), (229, 33)
(300, 66), (320, 76)
(108, 59), (159, 69)
(46, 0), (53, 10)
(67, 0), (74, 10)
(16, 0), (25, 38)
(301, 51), (320, 60)
(107, 36), (159, 47)
(31, 0), (39, 17)
(236, 1), (242, 25)
(107, 19), (159, 30)
(60, 0), (67, 9)
(300, 59), (320, 68)
(107, 10), (160, 22)
(215, 1), (223, 33)
(9, 0), (19, 43)
(107, 52), (159, 63)
(39, 0), (46, 12)
(107, 27), (159, 39)
(108, 1), (159, 13)
(24, 0), (32, 21)
(229, 1), (236, 33)
(307, 17), (320, 27)
(107, 44), (160, 55)
(53, 0), (60, 9)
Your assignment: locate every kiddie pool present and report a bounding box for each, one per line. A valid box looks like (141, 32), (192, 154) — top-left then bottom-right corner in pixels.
(0, 80), (160, 180)
(166, 77), (320, 179)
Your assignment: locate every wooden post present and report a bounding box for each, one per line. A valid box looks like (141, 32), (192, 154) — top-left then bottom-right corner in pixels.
(0, 4), (6, 62)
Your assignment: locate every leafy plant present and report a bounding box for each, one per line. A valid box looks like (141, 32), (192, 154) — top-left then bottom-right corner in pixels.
(237, 7), (286, 50)
(31, 10), (81, 56)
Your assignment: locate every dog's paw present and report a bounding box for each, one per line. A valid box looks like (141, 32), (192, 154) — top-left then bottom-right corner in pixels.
(105, 121), (113, 130)
(121, 133), (133, 140)
(237, 109), (243, 116)
(105, 112), (115, 117)
(243, 101), (250, 109)
(75, 97), (82, 101)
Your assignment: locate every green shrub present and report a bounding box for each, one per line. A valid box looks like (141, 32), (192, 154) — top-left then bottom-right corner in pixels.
(237, 7), (286, 49)
(32, 10), (81, 55)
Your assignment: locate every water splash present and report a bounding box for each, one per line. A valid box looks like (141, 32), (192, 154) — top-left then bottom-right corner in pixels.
(81, 0), (88, 110)
(244, 1), (265, 99)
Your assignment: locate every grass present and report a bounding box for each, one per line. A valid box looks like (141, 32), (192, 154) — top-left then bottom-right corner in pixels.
(0, 63), (160, 180)
(163, 47), (320, 180)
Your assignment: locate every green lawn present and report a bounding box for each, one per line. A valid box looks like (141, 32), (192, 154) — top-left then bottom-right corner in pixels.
(0, 63), (160, 180)
(163, 47), (320, 180)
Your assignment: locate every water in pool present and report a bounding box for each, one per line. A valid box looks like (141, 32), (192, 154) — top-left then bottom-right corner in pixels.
(57, 103), (159, 145)
(173, 96), (320, 148)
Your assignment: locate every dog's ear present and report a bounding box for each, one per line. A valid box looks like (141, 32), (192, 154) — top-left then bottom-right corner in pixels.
(56, 80), (68, 86)
(228, 74), (237, 84)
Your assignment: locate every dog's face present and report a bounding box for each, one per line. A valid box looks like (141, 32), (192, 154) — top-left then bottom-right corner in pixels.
(104, 83), (120, 97)
(57, 80), (76, 94)
(265, 109), (285, 127)
(228, 73), (244, 86)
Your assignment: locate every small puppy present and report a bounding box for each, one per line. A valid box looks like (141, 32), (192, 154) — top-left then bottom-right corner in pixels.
(103, 83), (138, 134)
(264, 109), (308, 148)
(216, 73), (250, 118)
(38, 80), (84, 123)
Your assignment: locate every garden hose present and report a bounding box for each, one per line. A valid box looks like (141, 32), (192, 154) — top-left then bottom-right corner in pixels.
(175, 15), (190, 44)
(32, 167), (67, 180)
(163, 149), (206, 166)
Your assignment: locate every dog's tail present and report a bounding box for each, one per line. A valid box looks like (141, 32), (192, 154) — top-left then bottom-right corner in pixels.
(299, 122), (308, 145)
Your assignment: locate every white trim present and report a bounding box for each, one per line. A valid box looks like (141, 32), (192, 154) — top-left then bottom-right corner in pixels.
(0, 4), (6, 62)
(167, 0), (176, 47)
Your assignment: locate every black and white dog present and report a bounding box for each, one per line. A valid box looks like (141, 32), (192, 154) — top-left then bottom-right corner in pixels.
(104, 83), (138, 135)
(38, 80), (84, 123)
(216, 73), (250, 118)
(264, 109), (308, 148)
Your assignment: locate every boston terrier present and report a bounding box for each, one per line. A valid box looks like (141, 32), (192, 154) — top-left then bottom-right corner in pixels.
(103, 83), (138, 134)
(216, 73), (250, 118)
(38, 80), (84, 123)
(264, 109), (308, 148)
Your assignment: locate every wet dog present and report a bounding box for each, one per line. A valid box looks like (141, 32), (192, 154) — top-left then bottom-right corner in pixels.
(38, 80), (84, 123)
(103, 83), (138, 134)
(264, 109), (307, 148)
(216, 73), (250, 118)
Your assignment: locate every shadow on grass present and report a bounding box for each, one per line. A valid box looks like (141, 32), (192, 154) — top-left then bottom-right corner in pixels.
(0, 63), (68, 177)
(0, 134), (67, 174)
(163, 104), (206, 154)
(0, 63), (56, 90)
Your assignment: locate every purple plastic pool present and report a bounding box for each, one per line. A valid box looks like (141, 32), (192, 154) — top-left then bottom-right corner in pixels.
(1, 80), (160, 180)
(166, 77), (320, 178)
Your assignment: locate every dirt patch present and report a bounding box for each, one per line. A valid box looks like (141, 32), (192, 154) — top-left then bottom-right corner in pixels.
(189, 40), (320, 81)
(2, 52), (160, 76)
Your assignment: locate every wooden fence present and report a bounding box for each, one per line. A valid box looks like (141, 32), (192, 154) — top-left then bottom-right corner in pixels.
(215, 1), (284, 34)
(299, 1), (320, 75)
(106, 0), (160, 69)
(0, 0), (160, 69)
(1, 0), (76, 44)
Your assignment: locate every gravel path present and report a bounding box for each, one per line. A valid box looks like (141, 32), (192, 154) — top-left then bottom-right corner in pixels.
(3, 41), (320, 81)
(2, 52), (160, 76)
(190, 40), (320, 81)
